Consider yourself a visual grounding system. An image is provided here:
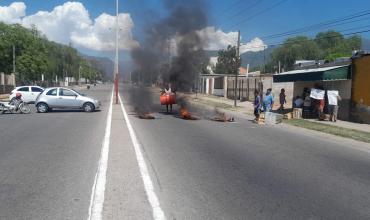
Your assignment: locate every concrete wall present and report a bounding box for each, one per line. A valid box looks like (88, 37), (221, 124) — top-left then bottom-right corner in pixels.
(351, 55), (370, 124)
(0, 73), (15, 94)
(213, 89), (224, 96)
(272, 82), (294, 108)
(292, 80), (352, 120)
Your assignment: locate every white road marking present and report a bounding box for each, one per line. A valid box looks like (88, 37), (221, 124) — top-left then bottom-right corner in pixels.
(118, 94), (166, 220)
(87, 89), (114, 220)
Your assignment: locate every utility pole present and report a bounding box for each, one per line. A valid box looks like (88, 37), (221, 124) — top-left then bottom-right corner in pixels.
(234, 30), (240, 107)
(278, 61), (281, 74)
(263, 45), (266, 73)
(114, 0), (119, 104)
(168, 38), (172, 70)
(12, 45), (15, 74)
(78, 65), (81, 85)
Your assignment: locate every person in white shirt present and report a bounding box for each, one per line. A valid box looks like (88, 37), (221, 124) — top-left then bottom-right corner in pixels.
(294, 96), (304, 108)
(328, 91), (341, 122)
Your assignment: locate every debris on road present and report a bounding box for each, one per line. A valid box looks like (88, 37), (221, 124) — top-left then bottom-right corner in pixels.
(138, 112), (156, 119)
(179, 108), (198, 120)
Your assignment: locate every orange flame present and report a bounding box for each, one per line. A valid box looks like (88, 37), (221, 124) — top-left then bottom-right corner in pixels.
(180, 108), (197, 120)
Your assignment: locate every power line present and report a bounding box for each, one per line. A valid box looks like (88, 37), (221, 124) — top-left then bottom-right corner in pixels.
(222, 0), (264, 25)
(261, 17), (370, 44)
(239, 29), (370, 50)
(228, 0), (289, 29)
(261, 10), (370, 40)
(218, 0), (245, 18)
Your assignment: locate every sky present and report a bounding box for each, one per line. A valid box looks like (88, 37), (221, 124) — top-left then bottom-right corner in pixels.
(0, 0), (369, 63)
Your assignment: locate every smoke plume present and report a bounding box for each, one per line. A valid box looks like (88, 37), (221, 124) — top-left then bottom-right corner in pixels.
(132, 0), (208, 89)
(129, 0), (209, 112)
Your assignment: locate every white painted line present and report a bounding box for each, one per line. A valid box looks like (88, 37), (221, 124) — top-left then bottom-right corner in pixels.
(87, 89), (114, 220)
(118, 94), (166, 220)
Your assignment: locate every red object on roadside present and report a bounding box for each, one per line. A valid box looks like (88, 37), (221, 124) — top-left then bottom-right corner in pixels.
(160, 93), (176, 105)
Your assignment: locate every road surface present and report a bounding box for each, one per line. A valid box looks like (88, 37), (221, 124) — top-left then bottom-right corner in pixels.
(122, 85), (370, 220)
(1, 84), (370, 219)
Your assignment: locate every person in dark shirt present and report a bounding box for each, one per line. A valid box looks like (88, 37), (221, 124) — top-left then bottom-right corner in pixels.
(254, 89), (262, 123)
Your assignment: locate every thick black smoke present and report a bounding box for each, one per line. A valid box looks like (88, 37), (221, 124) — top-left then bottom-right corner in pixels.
(131, 0), (207, 91)
(129, 0), (209, 112)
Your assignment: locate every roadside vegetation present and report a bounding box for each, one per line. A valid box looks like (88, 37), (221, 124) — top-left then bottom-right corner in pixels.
(285, 119), (370, 143)
(265, 30), (361, 72)
(0, 22), (105, 85)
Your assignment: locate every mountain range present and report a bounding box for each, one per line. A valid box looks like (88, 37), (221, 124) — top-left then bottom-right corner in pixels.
(85, 38), (370, 80)
(206, 46), (275, 69)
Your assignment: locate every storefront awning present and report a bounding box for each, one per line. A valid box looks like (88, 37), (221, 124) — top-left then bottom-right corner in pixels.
(273, 65), (351, 83)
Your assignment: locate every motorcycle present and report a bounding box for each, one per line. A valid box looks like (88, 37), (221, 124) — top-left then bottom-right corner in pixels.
(0, 99), (31, 114)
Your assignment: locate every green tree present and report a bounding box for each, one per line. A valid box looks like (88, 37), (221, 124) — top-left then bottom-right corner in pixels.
(315, 31), (361, 60)
(215, 45), (241, 75)
(269, 36), (320, 71)
(315, 30), (344, 51)
(0, 22), (104, 84)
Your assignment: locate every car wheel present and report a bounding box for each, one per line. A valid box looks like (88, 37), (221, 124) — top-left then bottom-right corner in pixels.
(36, 103), (49, 113)
(83, 102), (95, 112)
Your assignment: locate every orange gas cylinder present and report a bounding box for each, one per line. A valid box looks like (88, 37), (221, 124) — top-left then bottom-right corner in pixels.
(160, 93), (176, 105)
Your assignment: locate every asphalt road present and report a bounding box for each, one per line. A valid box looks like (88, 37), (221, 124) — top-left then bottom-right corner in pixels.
(122, 85), (370, 220)
(0, 85), (112, 220)
(1, 84), (370, 220)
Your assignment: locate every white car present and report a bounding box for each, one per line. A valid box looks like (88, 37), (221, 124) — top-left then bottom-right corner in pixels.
(35, 87), (101, 113)
(9, 86), (44, 103)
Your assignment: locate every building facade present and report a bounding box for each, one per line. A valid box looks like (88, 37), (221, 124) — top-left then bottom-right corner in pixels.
(351, 53), (370, 123)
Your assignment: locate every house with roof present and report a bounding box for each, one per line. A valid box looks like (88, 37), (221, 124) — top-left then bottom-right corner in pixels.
(350, 52), (370, 123)
(273, 52), (370, 123)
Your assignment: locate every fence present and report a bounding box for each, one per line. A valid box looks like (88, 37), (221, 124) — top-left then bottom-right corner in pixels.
(0, 73), (16, 94)
(227, 77), (264, 101)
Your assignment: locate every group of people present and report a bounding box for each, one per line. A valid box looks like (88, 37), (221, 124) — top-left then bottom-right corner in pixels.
(253, 88), (274, 123)
(254, 87), (342, 123)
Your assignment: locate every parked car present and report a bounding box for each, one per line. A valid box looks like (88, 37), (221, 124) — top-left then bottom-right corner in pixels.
(35, 87), (101, 113)
(9, 86), (44, 103)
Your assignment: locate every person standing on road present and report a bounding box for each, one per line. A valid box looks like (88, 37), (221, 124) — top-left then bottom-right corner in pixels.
(254, 89), (262, 123)
(164, 83), (173, 113)
(263, 88), (274, 112)
(328, 91), (341, 122)
(279, 88), (286, 113)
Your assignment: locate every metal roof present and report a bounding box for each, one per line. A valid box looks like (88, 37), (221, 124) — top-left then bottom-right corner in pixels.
(273, 65), (351, 83)
(275, 65), (349, 76)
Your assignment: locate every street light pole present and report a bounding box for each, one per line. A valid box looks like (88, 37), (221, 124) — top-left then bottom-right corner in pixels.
(13, 45), (15, 75)
(78, 65), (81, 85)
(114, 0), (119, 104)
(234, 30), (240, 107)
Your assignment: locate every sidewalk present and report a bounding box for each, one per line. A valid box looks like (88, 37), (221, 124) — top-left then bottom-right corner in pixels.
(188, 93), (370, 133)
(188, 93), (254, 116)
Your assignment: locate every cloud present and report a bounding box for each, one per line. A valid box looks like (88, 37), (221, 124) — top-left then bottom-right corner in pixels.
(0, 2), (26, 24)
(197, 26), (266, 54)
(0, 1), (138, 51)
(71, 13), (139, 51)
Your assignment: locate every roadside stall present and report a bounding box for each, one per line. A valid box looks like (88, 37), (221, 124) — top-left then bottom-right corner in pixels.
(273, 65), (352, 120)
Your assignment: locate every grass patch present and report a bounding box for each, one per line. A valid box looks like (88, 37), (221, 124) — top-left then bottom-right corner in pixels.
(285, 119), (370, 143)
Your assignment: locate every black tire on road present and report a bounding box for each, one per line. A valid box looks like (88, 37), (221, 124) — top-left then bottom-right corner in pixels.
(36, 103), (49, 113)
(83, 102), (95, 112)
